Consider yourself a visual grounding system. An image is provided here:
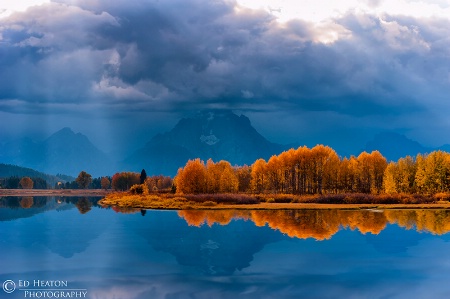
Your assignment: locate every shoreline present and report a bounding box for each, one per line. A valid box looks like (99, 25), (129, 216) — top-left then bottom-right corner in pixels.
(0, 189), (111, 197)
(99, 192), (450, 210)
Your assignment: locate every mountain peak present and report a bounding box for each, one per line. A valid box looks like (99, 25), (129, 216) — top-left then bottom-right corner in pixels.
(55, 127), (75, 135)
(45, 127), (80, 142)
(125, 111), (286, 176)
(194, 109), (235, 118)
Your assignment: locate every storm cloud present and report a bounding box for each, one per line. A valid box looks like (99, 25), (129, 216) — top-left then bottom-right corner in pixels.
(1, 0), (450, 152)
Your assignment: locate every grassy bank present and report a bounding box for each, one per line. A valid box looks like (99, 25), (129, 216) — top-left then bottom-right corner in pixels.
(99, 191), (450, 210)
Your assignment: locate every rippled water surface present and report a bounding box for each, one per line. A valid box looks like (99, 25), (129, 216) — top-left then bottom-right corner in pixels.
(1, 197), (450, 299)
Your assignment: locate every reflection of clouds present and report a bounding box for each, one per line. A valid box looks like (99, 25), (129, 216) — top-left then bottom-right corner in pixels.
(238, 232), (450, 298)
(398, 241), (450, 299)
(64, 246), (450, 299)
(80, 273), (341, 299)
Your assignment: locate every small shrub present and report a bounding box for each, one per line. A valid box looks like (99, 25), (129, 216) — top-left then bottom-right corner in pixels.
(434, 192), (450, 202)
(273, 194), (294, 203)
(267, 198), (275, 203)
(130, 184), (147, 195)
(202, 201), (217, 206)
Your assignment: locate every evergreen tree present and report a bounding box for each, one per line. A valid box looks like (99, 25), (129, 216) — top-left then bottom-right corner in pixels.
(140, 169), (147, 184)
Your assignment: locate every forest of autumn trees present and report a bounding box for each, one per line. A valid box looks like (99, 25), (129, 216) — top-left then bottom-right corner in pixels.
(111, 171), (173, 192)
(174, 145), (450, 196)
(384, 151), (450, 194)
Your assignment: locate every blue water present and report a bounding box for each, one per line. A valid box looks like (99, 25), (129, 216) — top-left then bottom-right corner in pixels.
(1, 197), (450, 298)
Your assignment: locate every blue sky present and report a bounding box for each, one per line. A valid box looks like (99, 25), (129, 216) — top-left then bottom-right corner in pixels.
(1, 0), (450, 155)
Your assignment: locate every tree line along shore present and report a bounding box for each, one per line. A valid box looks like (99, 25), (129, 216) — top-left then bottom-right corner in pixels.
(100, 145), (450, 209)
(4, 144), (450, 208)
(173, 145), (450, 196)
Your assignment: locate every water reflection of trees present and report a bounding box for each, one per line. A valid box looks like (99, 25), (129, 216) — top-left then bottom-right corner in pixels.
(75, 197), (92, 214)
(110, 206), (142, 214)
(178, 209), (450, 240)
(0, 196), (102, 215)
(19, 197), (34, 209)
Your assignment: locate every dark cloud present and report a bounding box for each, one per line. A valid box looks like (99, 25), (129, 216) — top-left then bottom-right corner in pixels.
(1, 0), (450, 151)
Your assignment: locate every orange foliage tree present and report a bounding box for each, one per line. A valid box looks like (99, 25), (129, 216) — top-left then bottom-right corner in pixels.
(175, 159), (207, 194)
(250, 159), (267, 193)
(173, 145), (450, 196)
(145, 175), (173, 191)
(19, 177), (34, 189)
(111, 172), (140, 191)
(101, 177), (111, 190)
(235, 165), (252, 192)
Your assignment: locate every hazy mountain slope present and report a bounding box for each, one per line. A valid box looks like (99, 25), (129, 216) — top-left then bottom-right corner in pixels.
(363, 132), (432, 161)
(0, 128), (113, 177)
(125, 110), (287, 176)
(0, 137), (39, 166)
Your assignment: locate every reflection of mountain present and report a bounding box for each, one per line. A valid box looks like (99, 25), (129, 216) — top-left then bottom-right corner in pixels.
(124, 209), (450, 276)
(0, 197), (103, 221)
(364, 225), (426, 254)
(40, 207), (108, 258)
(128, 211), (283, 275)
(0, 197), (70, 221)
(178, 209), (450, 240)
(0, 198), (105, 258)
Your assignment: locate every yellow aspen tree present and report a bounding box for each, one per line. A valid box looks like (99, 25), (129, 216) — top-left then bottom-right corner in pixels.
(293, 146), (310, 194)
(280, 148), (297, 193)
(266, 155), (282, 193)
(219, 165), (239, 193)
(322, 146), (340, 194)
(370, 150), (388, 194)
(338, 157), (351, 192)
(424, 151), (448, 193)
(383, 162), (398, 194)
(415, 154), (427, 193)
(251, 158), (267, 193)
(211, 160), (236, 193)
(206, 159), (219, 193)
(396, 156), (416, 193)
(175, 158), (207, 194)
(236, 165), (252, 193)
(356, 151), (372, 193)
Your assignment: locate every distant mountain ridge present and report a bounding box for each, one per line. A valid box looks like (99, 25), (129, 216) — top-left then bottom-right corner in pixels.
(0, 128), (113, 177)
(362, 131), (447, 161)
(2, 113), (450, 179)
(124, 110), (287, 176)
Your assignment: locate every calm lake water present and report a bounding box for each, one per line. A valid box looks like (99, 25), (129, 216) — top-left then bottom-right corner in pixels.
(1, 197), (450, 299)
